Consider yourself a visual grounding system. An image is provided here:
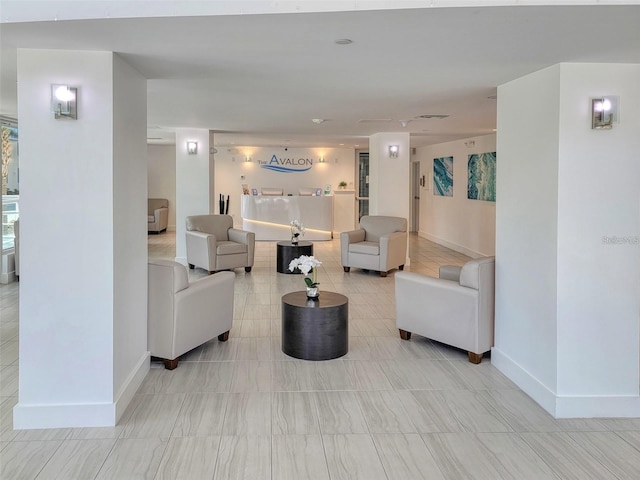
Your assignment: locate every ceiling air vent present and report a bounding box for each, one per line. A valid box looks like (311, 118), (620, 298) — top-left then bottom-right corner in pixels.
(416, 114), (449, 119)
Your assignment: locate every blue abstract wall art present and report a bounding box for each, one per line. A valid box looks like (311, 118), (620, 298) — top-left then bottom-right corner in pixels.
(467, 152), (496, 202)
(433, 156), (454, 197)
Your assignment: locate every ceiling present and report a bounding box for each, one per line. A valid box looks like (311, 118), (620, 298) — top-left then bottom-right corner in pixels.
(1, 3), (640, 148)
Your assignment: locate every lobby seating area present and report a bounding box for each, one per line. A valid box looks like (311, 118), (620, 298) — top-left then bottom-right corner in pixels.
(2, 233), (640, 479)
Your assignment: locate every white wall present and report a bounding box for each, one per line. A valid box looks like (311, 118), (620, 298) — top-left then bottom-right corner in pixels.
(148, 144), (176, 230)
(416, 134), (496, 257)
(14, 49), (148, 428)
(214, 146), (355, 227)
(494, 63), (640, 418)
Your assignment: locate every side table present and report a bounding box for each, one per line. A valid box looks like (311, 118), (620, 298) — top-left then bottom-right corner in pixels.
(281, 291), (349, 360)
(277, 240), (313, 274)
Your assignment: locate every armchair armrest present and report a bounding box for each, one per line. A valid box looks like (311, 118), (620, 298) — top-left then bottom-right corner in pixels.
(228, 228), (255, 265)
(175, 271), (235, 333)
(340, 229), (366, 266)
(154, 207), (168, 228)
(395, 272), (480, 351)
(379, 231), (407, 271)
(186, 230), (218, 271)
(341, 229), (366, 244)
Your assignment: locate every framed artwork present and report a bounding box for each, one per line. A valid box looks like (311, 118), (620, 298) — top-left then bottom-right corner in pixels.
(433, 156), (453, 196)
(251, 188), (258, 196)
(467, 152), (496, 201)
(315, 188), (322, 196)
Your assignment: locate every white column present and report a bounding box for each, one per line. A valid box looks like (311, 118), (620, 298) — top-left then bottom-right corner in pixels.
(175, 129), (213, 265)
(14, 49), (149, 429)
(494, 63), (640, 418)
(368, 132), (410, 218)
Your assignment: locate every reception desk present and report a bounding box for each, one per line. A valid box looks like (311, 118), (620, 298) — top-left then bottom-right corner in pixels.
(241, 195), (333, 240)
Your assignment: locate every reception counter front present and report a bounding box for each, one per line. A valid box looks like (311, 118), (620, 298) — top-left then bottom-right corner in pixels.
(241, 195), (333, 240)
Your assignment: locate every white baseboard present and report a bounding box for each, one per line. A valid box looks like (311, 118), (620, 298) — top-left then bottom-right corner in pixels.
(491, 347), (558, 415)
(114, 351), (150, 423)
(418, 231), (488, 258)
(492, 347), (640, 418)
(14, 352), (150, 429)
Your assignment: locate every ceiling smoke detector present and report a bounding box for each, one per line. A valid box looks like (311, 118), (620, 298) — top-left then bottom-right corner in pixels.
(312, 118), (326, 124)
(334, 39), (353, 45)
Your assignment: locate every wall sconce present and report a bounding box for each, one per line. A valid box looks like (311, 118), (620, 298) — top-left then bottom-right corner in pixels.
(591, 96), (619, 129)
(318, 157), (325, 163)
(388, 145), (399, 158)
(187, 141), (198, 154)
(245, 156), (252, 162)
(51, 84), (77, 119)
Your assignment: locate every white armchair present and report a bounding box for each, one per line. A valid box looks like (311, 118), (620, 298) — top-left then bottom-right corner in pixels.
(186, 214), (255, 274)
(148, 198), (169, 233)
(395, 256), (495, 363)
(341, 215), (407, 277)
(148, 259), (234, 369)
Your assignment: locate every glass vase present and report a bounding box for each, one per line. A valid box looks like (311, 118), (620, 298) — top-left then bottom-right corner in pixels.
(291, 234), (299, 245)
(306, 286), (319, 299)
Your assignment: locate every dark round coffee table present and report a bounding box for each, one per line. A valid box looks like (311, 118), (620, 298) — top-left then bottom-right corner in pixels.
(281, 291), (349, 360)
(277, 240), (313, 274)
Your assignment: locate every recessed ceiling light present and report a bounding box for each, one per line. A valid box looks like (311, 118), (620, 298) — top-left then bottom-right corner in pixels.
(335, 39), (353, 45)
(339, 143), (345, 146)
(312, 118), (326, 124)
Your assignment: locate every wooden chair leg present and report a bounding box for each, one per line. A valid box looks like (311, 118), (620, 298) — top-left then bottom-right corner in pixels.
(380, 271), (388, 277)
(468, 352), (483, 364)
(399, 329), (411, 340)
(343, 267), (350, 272)
(218, 330), (230, 342)
(164, 358), (179, 370)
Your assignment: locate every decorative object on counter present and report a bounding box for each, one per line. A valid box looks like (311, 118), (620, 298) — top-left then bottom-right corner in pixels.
(288, 255), (322, 299)
(290, 219), (305, 245)
(338, 181), (347, 189)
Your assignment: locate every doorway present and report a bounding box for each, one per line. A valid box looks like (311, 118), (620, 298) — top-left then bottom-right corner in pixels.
(411, 161), (420, 233)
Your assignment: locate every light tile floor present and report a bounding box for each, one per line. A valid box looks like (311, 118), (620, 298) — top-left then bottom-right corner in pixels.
(2, 233), (640, 479)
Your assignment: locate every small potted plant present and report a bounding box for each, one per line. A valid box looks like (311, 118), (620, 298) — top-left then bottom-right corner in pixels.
(290, 219), (305, 245)
(338, 181), (347, 189)
(288, 255), (322, 298)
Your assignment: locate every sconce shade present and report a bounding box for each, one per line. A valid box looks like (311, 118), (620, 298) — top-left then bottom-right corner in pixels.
(187, 141), (198, 154)
(388, 145), (399, 158)
(51, 84), (77, 119)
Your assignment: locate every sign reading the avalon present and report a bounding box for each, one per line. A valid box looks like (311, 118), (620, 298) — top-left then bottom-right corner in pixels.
(259, 155), (315, 173)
